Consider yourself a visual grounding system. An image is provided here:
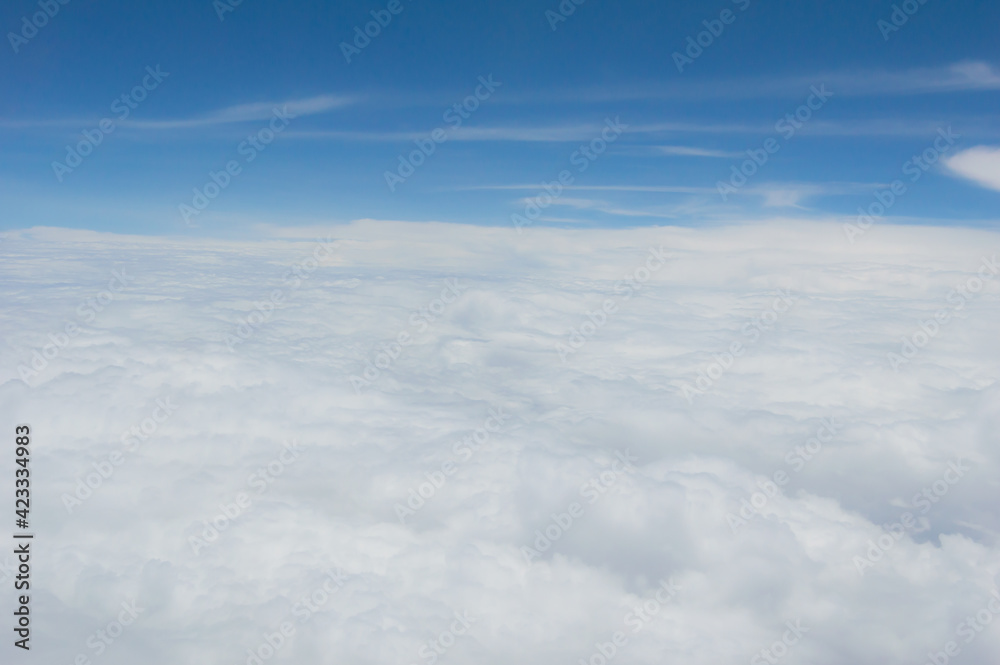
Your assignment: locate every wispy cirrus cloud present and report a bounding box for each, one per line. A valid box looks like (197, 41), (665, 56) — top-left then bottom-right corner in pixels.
(472, 181), (876, 198)
(515, 196), (679, 219)
(459, 183), (716, 195)
(284, 116), (1000, 144)
(0, 95), (355, 131)
(2, 63), (996, 138)
(126, 94), (355, 129)
(283, 122), (650, 143)
(494, 61), (1000, 104)
(653, 145), (743, 158)
(501, 182), (880, 221)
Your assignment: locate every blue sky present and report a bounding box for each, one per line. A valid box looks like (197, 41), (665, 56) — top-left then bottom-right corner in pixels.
(2, 0), (999, 235)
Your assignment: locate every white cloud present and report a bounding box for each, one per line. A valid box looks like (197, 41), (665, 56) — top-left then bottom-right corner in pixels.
(1, 220), (999, 664)
(946, 146), (1000, 192)
(127, 94), (355, 130)
(494, 61), (1000, 104)
(655, 146), (742, 158)
(515, 197), (678, 219)
(0, 95), (355, 132)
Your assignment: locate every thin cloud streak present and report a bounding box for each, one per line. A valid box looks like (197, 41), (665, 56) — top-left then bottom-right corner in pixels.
(516, 196), (680, 219)
(655, 146), (743, 158)
(493, 61), (1000, 104)
(283, 118), (1000, 144)
(0, 95), (356, 131)
(487, 181), (884, 212)
(126, 94), (355, 129)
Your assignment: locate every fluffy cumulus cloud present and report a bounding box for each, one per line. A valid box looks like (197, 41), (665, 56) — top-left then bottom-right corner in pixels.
(946, 146), (1000, 192)
(1, 220), (999, 665)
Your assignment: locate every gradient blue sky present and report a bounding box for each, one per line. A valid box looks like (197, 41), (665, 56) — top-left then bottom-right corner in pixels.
(2, 0), (999, 235)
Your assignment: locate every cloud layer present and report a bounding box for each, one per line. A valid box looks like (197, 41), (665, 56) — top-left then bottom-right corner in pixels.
(1, 220), (999, 665)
